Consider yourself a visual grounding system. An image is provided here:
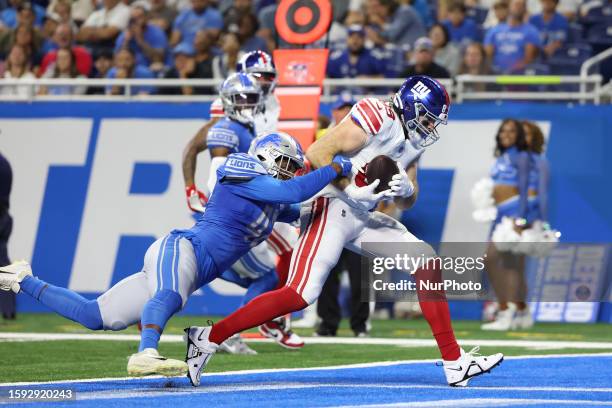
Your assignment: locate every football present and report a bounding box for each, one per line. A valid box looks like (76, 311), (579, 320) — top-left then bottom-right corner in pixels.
(365, 155), (400, 193)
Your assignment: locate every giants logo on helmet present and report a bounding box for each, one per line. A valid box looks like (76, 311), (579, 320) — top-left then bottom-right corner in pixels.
(410, 81), (431, 99)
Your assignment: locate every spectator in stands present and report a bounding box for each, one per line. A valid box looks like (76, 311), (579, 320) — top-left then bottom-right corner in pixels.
(39, 23), (92, 77)
(484, 0), (541, 73)
(114, 4), (168, 72)
(459, 43), (493, 91)
(429, 23), (461, 76)
(170, 0), (223, 48)
(327, 25), (384, 80)
(484, 0), (509, 28)
(0, 44), (35, 97)
(47, 0), (94, 26)
(403, 37), (451, 78)
(529, 0), (569, 58)
(105, 48), (154, 95)
(47, 0), (74, 28)
(1, 0), (45, 29)
(191, 29), (215, 94)
(86, 48), (113, 94)
(223, 0), (252, 31)
(0, 24), (43, 68)
(236, 12), (267, 53)
(443, 2), (480, 45)
(364, 0), (426, 49)
(211, 31), (242, 80)
(39, 48), (87, 95)
(159, 43), (198, 95)
(76, 0), (130, 53)
(148, 0), (177, 35)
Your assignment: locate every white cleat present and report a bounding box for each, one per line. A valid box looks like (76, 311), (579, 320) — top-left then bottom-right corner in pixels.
(512, 307), (534, 330)
(0, 260), (33, 293)
(443, 346), (504, 387)
(127, 348), (187, 377)
(184, 326), (218, 386)
(481, 303), (516, 331)
(219, 334), (257, 355)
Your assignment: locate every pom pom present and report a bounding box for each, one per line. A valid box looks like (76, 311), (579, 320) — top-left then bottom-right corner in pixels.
(492, 217), (522, 252)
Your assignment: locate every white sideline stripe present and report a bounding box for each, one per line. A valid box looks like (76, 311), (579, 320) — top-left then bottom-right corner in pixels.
(2, 332), (612, 350)
(1, 352), (612, 387)
(338, 398), (612, 408)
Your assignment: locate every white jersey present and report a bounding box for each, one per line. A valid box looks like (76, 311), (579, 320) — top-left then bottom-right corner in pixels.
(320, 97), (424, 209)
(210, 94), (280, 135)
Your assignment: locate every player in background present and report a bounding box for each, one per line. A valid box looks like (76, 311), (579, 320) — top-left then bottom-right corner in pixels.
(185, 76), (504, 387)
(0, 133), (352, 378)
(186, 51), (303, 349)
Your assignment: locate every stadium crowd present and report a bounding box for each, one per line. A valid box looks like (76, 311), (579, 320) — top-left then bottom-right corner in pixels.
(0, 0), (609, 96)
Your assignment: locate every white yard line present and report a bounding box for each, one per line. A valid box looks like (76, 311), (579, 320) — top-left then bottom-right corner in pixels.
(1, 352), (612, 387)
(1, 332), (612, 350)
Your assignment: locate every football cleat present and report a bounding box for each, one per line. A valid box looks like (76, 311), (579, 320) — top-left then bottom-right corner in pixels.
(127, 348), (187, 377)
(512, 307), (534, 330)
(0, 260), (33, 293)
(442, 346), (504, 387)
(259, 316), (304, 349)
(481, 303), (516, 331)
(219, 334), (257, 355)
(184, 326), (218, 386)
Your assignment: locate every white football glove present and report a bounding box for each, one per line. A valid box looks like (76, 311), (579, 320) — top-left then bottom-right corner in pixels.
(344, 179), (389, 210)
(386, 164), (415, 198)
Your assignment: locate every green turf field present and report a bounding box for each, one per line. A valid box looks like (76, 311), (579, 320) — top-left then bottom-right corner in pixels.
(1, 313), (611, 383)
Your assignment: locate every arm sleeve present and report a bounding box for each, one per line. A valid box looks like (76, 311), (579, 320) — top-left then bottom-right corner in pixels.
(277, 204), (301, 223)
(516, 152), (530, 219)
(207, 155), (227, 195)
(538, 157), (550, 221)
(228, 165), (337, 204)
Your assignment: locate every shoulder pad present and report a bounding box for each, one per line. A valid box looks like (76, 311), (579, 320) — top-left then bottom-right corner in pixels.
(219, 153), (268, 181)
(350, 98), (394, 137)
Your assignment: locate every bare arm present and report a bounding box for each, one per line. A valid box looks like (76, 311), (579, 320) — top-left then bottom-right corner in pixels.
(393, 161), (419, 210)
(306, 117), (367, 190)
(181, 117), (220, 186)
(523, 43), (538, 65)
(169, 30), (181, 47)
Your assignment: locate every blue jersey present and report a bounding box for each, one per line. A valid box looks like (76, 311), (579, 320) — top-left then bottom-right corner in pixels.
(529, 12), (568, 47)
(327, 48), (383, 78)
(207, 118), (254, 153)
(443, 18), (480, 45)
(484, 23), (541, 73)
(490, 146), (530, 218)
(174, 153), (338, 280)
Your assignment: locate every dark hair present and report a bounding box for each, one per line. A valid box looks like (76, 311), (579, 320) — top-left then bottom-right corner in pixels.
(53, 47), (79, 78)
(494, 118), (528, 157)
(429, 23), (450, 47)
(378, 0), (399, 14)
(522, 120), (545, 154)
(448, 1), (467, 13)
(458, 42), (490, 75)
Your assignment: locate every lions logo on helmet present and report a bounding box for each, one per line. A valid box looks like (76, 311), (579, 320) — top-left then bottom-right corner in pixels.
(237, 51), (277, 97)
(248, 132), (305, 180)
(392, 75), (450, 148)
(219, 72), (263, 125)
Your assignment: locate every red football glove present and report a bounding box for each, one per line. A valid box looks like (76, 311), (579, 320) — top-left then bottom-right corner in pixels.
(186, 184), (207, 213)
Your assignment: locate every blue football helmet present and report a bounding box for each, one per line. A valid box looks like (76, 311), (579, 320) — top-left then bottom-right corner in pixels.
(392, 75), (450, 147)
(236, 50), (277, 97)
(248, 131), (305, 180)
(219, 72), (263, 125)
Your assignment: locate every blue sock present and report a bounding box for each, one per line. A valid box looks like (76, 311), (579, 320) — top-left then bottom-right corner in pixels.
(139, 290), (182, 352)
(242, 270), (278, 306)
(20, 276), (103, 330)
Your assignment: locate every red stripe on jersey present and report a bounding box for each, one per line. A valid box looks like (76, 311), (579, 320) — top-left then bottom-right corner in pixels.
(354, 107), (375, 134)
(354, 166), (368, 187)
(298, 198), (329, 295)
(365, 99), (383, 124)
(358, 100), (381, 133)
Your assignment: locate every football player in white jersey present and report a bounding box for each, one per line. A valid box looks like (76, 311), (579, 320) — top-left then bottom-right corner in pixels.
(185, 76), (504, 387)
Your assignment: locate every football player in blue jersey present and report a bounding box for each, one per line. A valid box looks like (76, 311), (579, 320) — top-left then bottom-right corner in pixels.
(0, 133), (352, 378)
(182, 71), (304, 353)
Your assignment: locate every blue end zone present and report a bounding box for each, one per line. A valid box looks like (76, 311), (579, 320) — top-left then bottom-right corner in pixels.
(2, 355), (611, 407)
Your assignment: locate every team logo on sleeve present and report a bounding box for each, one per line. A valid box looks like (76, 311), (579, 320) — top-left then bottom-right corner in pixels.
(410, 81), (431, 99)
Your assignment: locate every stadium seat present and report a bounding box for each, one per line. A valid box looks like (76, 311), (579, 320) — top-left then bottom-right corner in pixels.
(568, 23), (585, 43)
(581, 3), (612, 25)
(587, 24), (612, 53)
(548, 43), (593, 75)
